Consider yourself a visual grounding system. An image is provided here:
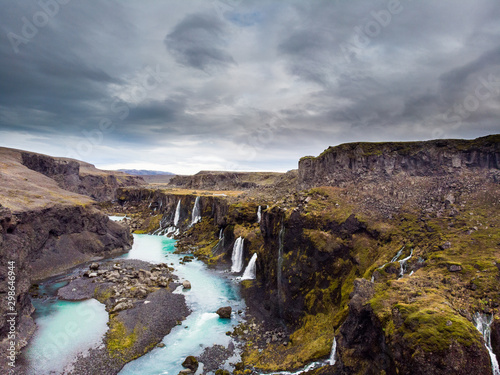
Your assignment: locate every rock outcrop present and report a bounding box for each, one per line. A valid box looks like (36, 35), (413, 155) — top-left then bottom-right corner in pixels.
(20, 150), (144, 201)
(0, 147), (136, 375)
(169, 171), (284, 191)
(299, 135), (500, 188)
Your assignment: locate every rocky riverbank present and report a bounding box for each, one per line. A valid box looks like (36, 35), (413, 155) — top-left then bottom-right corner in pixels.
(17, 258), (190, 375)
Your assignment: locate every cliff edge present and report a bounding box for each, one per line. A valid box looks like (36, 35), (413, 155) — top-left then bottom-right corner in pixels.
(299, 135), (500, 188)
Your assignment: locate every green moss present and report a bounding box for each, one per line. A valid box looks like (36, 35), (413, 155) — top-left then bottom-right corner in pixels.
(402, 308), (480, 352)
(94, 285), (113, 303)
(304, 229), (344, 253)
(134, 214), (162, 234)
(243, 313), (335, 372)
(106, 318), (138, 358)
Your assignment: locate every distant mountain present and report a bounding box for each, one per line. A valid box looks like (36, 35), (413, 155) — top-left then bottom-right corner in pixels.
(118, 169), (175, 176)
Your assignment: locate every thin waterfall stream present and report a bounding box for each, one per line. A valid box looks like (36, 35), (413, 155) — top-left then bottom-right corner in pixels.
(474, 313), (500, 375)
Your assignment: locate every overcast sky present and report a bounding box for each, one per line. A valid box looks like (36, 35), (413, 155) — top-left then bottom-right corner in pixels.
(1, 0), (499, 174)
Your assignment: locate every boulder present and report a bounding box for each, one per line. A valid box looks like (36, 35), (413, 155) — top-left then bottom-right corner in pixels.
(216, 306), (232, 319)
(182, 356), (199, 372)
(183, 280), (192, 289)
(440, 241), (452, 250)
(89, 262), (99, 270)
(448, 264), (462, 272)
(112, 301), (133, 312)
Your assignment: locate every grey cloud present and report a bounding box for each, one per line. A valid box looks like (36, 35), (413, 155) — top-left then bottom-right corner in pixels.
(0, 0), (499, 174)
(165, 13), (235, 72)
(438, 46), (500, 105)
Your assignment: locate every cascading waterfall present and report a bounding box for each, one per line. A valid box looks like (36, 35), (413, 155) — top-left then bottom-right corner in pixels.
(190, 196), (201, 226)
(173, 200), (181, 226)
(231, 237), (245, 273)
(391, 245), (405, 262)
(474, 313), (500, 375)
(242, 253), (258, 280)
(277, 222), (285, 317)
(371, 246), (406, 282)
(398, 248), (413, 277)
(257, 205), (262, 223)
(329, 337), (337, 365)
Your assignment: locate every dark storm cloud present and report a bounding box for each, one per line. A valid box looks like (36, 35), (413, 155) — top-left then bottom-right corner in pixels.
(125, 98), (186, 124)
(438, 46), (500, 105)
(165, 12), (235, 72)
(0, 0), (499, 173)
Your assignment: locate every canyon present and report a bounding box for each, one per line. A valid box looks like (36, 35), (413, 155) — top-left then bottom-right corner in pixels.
(1, 135), (499, 375)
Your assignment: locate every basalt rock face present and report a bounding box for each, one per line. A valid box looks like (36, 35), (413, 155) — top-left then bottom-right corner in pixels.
(169, 171), (284, 191)
(21, 151), (144, 201)
(335, 279), (397, 375)
(16, 205), (133, 280)
(0, 205), (34, 368)
(255, 207), (375, 326)
(298, 135), (500, 188)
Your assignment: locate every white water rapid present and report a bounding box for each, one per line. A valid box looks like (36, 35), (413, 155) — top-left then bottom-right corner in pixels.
(231, 237), (245, 273)
(242, 253), (257, 280)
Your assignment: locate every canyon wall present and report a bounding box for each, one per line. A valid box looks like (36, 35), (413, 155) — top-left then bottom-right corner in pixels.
(298, 135), (500, 188)
(0, 147), (135, 374)
(168, 171), (285, 191)
(21, 151), (144, 201)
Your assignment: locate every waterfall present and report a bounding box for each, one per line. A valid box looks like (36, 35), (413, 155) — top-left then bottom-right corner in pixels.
(164, 226), (178, 237)
(257, 205), (262, 223)
(190, 197), (201, 226)
(329, 337), (337, 365)
(231, 237), (245, 273)
(174, 200), (181, 226)
(277, 222), (285, 317)
(398, 248), (413, 277)
(242, 253), (258, 280)
(372, 246), (407, 282)
(212, 230), (225, 256)
(474, 313), (500, 375)
(391, 245), (405, 262)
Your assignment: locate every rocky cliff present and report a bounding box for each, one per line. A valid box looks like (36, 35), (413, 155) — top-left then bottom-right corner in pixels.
(299, 135), (500, 188)
(169, 170), (285, 191)
(20, 149), (144, 201)
(0, 148), (134, 374)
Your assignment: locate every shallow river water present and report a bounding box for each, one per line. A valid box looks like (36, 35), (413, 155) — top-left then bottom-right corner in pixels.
(24, 233), (245, 375)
